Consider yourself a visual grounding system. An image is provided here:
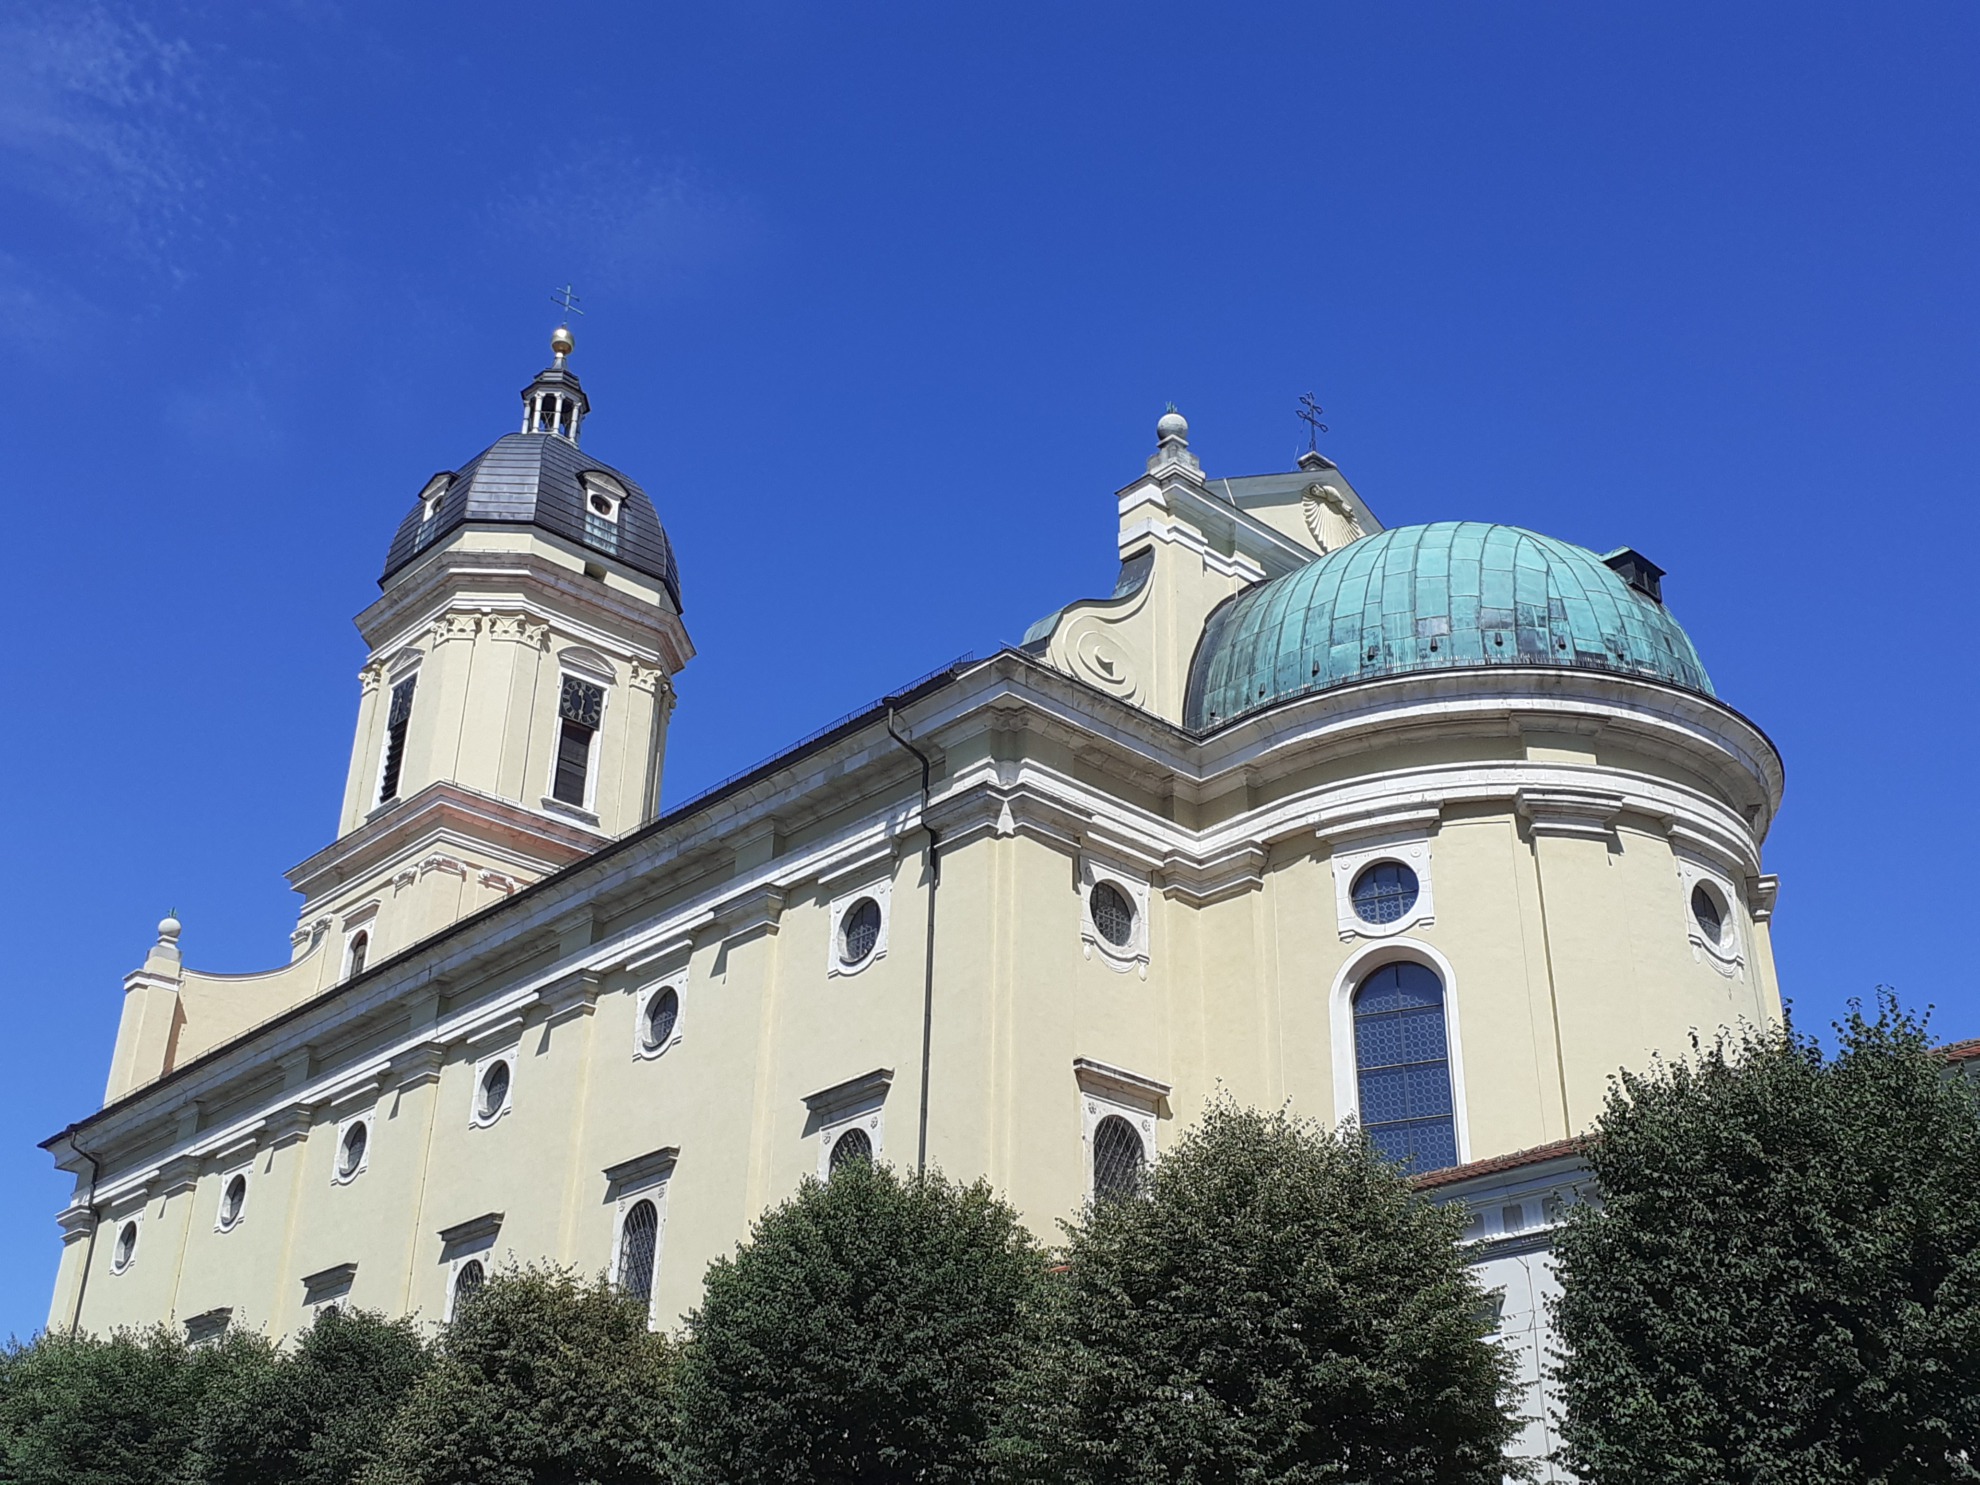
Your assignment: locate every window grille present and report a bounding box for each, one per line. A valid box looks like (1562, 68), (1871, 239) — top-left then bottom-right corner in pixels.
(840, 899), (881, 965)
(1090, 882), (1135, 948)
(829, 1127), (873, 1172)
(478, 1061), (510, 1121)
(1091, 1115), (1144, 1200)
(645, 988), (679, 1049)
(1351, 961), (1457, 1173)
(617, 1200), (658, 1303)
(1350, 861), (1419, 925)
(379, 679), (416, 803)
(1691, 884), (1724, 945)
(453, 1259), (485, 1310)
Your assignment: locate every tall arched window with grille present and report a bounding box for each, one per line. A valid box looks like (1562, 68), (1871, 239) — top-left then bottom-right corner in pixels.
(1350, 960), (1458, 1173)
(616, 1199), (659, 1305)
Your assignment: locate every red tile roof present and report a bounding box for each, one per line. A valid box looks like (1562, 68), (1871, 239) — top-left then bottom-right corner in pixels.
(1410, 1136), (1590, 1192)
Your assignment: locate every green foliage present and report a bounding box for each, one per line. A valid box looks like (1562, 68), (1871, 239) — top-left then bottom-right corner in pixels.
(998, 1101), (1526, 1485)
(1553, 995), (1980, 1484)
(674, 1159), (1047, 1485)
(0, 1323), (274, 1485)
(192, 1307), (430, 1485)
(362, 1266), (675, 1485)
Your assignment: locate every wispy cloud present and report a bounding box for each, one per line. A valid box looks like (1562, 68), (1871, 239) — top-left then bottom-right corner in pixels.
(0, 4), (222, 275)
(489, 142), (756, 303)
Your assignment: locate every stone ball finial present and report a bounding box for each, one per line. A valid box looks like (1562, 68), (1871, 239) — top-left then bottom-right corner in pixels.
(1157, 407), (1188, 443)
(551, 324), (575, 358)
(158, 912), (182, 943)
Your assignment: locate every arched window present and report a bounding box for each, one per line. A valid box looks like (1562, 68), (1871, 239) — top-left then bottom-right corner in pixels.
(1091, 1115), (1145, 1201)
(1351, 961), (1457, 1173)
(453, 1259), (485, 1312)
(617, 1199), (659, 1304)
(829, 1127), (873, 1173)
(346, 931), (368, 979)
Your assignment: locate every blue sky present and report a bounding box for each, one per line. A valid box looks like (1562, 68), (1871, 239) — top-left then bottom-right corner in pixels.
(1, 3), (1975, 1338)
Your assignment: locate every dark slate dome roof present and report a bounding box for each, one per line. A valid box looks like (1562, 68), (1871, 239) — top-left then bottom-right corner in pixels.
(381, 431), (681, 608)
(1184, 522), (1711, 731)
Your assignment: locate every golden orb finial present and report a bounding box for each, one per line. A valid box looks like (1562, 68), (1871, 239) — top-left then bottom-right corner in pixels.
(551, 324), (575, 358)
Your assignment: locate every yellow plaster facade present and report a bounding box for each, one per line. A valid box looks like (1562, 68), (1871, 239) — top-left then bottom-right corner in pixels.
(46, 352), (1783, 1377)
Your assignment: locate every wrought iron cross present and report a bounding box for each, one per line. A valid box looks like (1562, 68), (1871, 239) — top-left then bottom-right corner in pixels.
(551, 283), (585, 317)
(1297, 392), (1328, 451)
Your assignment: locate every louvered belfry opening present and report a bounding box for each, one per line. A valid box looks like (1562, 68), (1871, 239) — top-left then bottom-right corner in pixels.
(378, 678), (416, 803)
(553, 677), (604, 806)
(617, 1199), (658, 1303)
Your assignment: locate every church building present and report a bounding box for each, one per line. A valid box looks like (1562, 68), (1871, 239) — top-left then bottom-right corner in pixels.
(43, 329), (1785, 1469)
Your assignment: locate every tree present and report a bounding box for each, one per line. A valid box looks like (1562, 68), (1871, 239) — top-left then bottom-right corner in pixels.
(363, 1267), (676, 1485)
(0, 1324), (274, 1485)
(192, 1306), (430, 1485)
(998, 1101), (1526, 1485)
(673, 1158), (1047, 1485)
(1552, 996), (1980, 1484)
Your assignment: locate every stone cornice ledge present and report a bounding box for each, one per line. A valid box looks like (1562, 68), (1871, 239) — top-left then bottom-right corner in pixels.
(1516, 787), (1626, 839)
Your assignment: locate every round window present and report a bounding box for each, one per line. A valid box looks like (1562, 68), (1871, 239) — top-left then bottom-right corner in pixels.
(1350, 862), (1419, 925)
(1691, 884), (1725, 946)
(339, 1121), (367, 1178)
(220, 1174), (247, 1229)
(644, 988), (680, 1050)
(1090, 882), (1135, 948)
(113, 1220), (138, 1271)
(589, 493), (614, 517)
(829, 1126), (873, 1172)
(840, 898), (882, 966)
(478, 1061), (510, 1121)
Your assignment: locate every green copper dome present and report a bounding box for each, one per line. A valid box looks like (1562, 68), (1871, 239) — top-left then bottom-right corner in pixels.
(1184, 522), (1713, 730)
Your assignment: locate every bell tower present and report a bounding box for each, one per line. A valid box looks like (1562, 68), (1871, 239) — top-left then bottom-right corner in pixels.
(284, 324), (693, 968)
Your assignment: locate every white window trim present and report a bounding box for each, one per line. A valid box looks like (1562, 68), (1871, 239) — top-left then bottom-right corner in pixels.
(804, 1069), (893, 1177)
(543, 669), (611, 818)
(1078, 858), (1150, 976)
(331, 1110), (374, 1185)
(819, 1109), (885, 1176)
(109, 1214), (141, 1274)
(1330, 833), (1436, 942)
(445, 1257), (489, 1321)
(1674, 854), (1747, 980)
(1328, 938), (1472, 1167)
(469, 1047), (518, 1129)
(608, 1166), (673, 1330)
(581, 475), (627, 524)
(1073, 1060), (1167, 1202)
(213, 1167), (251, 1234)
(634, 981), (685, 1061)
(343, 926), (372, 979)
(826, 879), (892, 977)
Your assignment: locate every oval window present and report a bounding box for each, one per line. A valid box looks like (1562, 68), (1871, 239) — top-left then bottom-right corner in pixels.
(840, 898), (882, 966)
(478, 1061), (510, 1121)
(339, 1121), (368, 1178)
(1350, 861), (1419, 925)
(1691, 884), (1725, 946)
(220, 1173), (247, 1229)
(643, 988), (679, 1050)
(113, 1220), (138, 1271)
(1090, 882), (1135, 948)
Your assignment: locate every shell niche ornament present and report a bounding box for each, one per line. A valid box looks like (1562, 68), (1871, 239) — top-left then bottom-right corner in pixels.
(1303, 482), (1365, 554)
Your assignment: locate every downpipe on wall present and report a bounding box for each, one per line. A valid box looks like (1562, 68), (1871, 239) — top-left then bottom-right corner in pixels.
(886, 709), (940, 1175)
